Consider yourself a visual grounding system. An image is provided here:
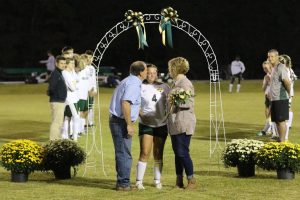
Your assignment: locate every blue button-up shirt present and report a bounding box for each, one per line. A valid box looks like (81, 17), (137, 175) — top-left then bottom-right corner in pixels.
(109, 75), (142, 122)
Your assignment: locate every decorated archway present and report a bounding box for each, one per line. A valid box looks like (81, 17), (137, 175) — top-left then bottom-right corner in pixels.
(84, 12), (226, 176)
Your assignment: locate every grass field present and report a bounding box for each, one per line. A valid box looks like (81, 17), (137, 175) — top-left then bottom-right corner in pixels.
(0, 80), (299, 200)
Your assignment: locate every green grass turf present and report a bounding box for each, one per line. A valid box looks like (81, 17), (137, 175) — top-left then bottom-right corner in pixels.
(0, 80), (299, 200)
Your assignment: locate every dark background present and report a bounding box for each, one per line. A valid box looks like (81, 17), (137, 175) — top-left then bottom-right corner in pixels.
(0, 0), (299, 80)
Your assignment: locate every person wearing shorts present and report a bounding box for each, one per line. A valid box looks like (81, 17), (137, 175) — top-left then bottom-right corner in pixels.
(135, 64), (169, 190)
(268, 49), (291, 142)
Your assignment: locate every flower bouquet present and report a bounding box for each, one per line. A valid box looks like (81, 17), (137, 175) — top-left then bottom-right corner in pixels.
(168, 88), (194, 107)
(41, 139), (86, 179)
(0, 139), (44, 182)
(222, 139), (264, 177)
(256, 142), (300, 179)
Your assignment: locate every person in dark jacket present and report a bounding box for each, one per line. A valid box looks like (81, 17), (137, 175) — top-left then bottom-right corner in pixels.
(48, 55), (67, 140)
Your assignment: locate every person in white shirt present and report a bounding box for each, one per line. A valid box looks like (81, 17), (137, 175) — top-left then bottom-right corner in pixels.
(279, 54), (297, 140)
(85, 50), (97, 127)
(39, 50), (55, 81)
(135, 64), (169, 190)
(229, 55), (246, 93)
(76, 54), (94, 133)
(61, 58), (80, 141)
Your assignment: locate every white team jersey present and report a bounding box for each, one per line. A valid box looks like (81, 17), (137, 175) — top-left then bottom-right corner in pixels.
(231, 60), (245, 75)
(140, 82), (169, 127)
(77, 67), (90, 100)
(263, 73), (271, 96)
(86, 64), (97, 93)
(62, 70), (79, 104)
(287, 68), (295, 97)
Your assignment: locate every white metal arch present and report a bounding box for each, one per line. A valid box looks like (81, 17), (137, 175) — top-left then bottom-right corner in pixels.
(87, 13), (226, 176)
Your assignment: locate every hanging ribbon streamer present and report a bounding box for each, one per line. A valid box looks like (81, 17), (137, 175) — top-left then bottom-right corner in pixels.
(159, 7), (178, 48)
(125, 10), (148, 49)
(159, 17), (173, 48)
(136, 23), (148, 49)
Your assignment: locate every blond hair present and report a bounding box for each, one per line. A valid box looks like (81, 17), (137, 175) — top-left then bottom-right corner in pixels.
(279, 54), (292, 69)
(168, 57), (190, 76)
(262, 60), (270, 66)
(66, 58), (74, 65)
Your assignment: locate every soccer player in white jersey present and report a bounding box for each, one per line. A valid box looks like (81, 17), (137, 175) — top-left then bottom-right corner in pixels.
(76, 55), (90, 133)
(135, 64), (170, 190)
(279, 55), (297, 140)
(85, 50), (97, 127)
(61, 58), (80, 141)
(229, 55), (246, 93)
(257, 61), (277, 137)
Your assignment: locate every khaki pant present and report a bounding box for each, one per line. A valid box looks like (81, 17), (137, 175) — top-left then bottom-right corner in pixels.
(50, 102), (65, 140)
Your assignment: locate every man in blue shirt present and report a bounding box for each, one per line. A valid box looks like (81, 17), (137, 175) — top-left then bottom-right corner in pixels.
(109, 61), (147, 191)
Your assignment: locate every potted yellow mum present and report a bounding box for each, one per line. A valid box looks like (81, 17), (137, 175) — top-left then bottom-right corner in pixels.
(256, 142), (300, 179)
(0, 139), (43, 182)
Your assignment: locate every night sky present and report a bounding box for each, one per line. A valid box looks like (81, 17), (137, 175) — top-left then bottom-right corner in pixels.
(0, 0), (299, 79)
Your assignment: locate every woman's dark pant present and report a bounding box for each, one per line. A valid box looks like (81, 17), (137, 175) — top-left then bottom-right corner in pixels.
(171, 133), (194, 178)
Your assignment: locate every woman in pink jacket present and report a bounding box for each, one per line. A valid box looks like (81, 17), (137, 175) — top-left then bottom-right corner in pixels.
(167, 57), (196, 189)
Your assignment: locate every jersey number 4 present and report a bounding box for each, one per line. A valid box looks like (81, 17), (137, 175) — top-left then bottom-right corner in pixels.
(152, 94), (157, 102)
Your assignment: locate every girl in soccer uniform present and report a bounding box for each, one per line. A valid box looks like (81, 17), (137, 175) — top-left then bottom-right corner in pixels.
(279, 55), (297, 140)
(135, 64), (169, 190)
(61, 58), (80, 141)
(85, 50), (97, 127)
(76, 55), (90, 133)
(257, 61), (277, 137)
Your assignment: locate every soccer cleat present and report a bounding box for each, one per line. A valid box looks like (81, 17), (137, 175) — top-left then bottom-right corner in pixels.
(135, 182), (145, 190)
(256, 131), (266, 136)
(155, 182), (162, 190)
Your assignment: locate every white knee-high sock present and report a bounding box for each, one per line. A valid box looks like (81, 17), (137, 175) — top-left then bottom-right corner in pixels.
(136, 161), (147, 183)
(285, 121), (289, 141)
(72, 116), (80, 140)
(237, 84), (241, 92)
(61, 117), (69, 139)
(272, 122), (278, 137)
(80, 118), (86, 133)
(88, 108), (94, 126)
(288, 111), (293, 128)
(229, 84), (233, 92)
(262, 119), (271, 133)
(154, 160), (163, 184)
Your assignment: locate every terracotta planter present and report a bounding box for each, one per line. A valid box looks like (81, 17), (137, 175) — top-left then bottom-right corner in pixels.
(53, 166), (71, 179)
(11, 172), (28, 182)
(237, 163), (255, 177)
(277, 169), (295, 180)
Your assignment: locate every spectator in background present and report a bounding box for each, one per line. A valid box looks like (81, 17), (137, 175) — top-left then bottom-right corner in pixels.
(39, 50), (55, 81)
(229, 55), (246, 93)
(62, 46), (74, 59)
(47, 56), (67, 140)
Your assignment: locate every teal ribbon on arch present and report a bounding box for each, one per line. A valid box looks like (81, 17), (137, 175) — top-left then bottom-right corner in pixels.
(159, 17), (173, 48)
(136, 23), (148, 50)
